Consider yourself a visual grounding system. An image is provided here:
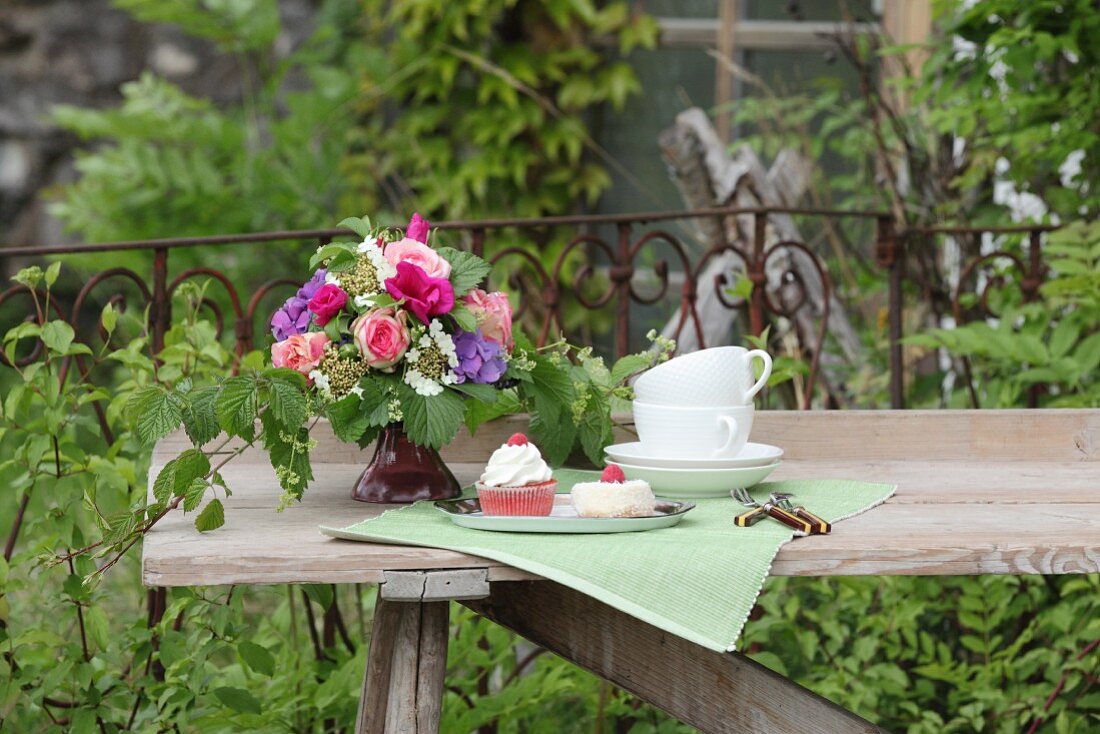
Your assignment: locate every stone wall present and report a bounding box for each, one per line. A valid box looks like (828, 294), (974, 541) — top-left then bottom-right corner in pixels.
(0, 0), (315, 251)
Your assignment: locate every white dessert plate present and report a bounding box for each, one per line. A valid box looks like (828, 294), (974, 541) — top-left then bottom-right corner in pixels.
(605, 441), (783, 469)
(615, 461), (780, 499)
(434, 494), (694, 534)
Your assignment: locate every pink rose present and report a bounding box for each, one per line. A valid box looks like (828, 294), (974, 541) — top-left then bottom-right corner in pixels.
(406, 213), (430, 244)
(464, 289), (513, 351)
(307, 283), (347, 326)
(384, 262), (455, 324)
(271, 331), (330, 381)
(383, 238), (451, 279)
(352, 307), (410, 371)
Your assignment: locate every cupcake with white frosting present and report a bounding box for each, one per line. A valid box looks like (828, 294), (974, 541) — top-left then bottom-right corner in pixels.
(571, 464), (656, 518)
(476, 433), (557, 516)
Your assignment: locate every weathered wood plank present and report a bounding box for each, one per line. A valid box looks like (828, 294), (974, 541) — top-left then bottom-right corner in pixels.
(153, 410), (1100, 466)
(141, 499), (1100, 585)
(380, 570), (489, 601)
(354, 601), (453, 734)
(415, 602), (449, 733)
(356, 597), (402, 734)
(383, 600), (422, 732)
(165, 458), (1098, 508)
(464, 581), (886, 734)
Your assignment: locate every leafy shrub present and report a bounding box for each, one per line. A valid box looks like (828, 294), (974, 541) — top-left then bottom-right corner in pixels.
(744, 575), (1100, 732)
(909, 221), (1100, 407)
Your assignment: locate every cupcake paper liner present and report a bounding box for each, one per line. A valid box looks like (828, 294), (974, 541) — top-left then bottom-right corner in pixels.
(476, 481), (557, 516)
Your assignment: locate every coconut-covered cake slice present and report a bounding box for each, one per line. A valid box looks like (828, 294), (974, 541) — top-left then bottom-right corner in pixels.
(571, 464), (656, 518)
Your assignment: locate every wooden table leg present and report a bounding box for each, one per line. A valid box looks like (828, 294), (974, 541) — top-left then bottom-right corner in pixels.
(464, 581), (887, 734)
(355, 599), (450, 734)
(355, 571), (490, 734)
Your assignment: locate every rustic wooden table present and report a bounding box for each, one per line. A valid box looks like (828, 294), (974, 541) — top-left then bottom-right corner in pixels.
(144, 410), (1100, 733)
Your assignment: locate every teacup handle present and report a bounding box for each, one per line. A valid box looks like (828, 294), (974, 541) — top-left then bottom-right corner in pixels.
(713, 416), (739, 457)
(743, 349), (773, 402)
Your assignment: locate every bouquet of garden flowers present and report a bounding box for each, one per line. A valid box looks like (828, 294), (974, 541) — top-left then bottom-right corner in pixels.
(266, 212), (670, 482)
(267, 214), (516, 445)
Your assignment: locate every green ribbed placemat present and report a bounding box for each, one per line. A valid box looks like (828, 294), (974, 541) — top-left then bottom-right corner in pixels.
(322, 470), (895, 652)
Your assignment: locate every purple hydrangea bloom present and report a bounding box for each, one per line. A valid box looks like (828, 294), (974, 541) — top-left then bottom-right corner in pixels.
(452, 329), (506, 385)
(297, 268), (327, 301)
(270, 296), (311, 341)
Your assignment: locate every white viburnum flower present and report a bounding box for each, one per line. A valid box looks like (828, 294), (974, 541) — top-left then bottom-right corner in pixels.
(363, 239), (396, 281)
(403, 319), (459, 396)
(309, 370), (332, 400)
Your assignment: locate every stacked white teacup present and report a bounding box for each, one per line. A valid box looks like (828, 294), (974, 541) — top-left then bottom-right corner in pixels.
(632, 346), (772, 459)
(605, 346), (783, 497)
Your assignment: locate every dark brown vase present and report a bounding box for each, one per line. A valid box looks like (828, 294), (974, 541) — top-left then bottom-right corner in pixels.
(351, 423), (462, 503)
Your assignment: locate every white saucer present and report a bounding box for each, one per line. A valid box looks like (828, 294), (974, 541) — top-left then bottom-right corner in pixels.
(614, 460), (781, 499)
(604, 442), (784, 470)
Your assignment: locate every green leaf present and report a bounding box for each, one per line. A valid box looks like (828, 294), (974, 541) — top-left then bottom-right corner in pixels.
(195, 498), (225, 532)
(464, 389), (521, 434)
(213, 685), (260, 715)
(216, 375), (258, 441)
(40, 321), (75, 354)
(44, 261), (61, 287)
(261, 412), (313, 499)
(439, 247), (492, 295)
(266, 372), (308, 429)
(83, 605), (109, 652)
(449, 381), (499, 403)
(1049, 318), (1080, 359)
(336, 215), (372, 239)
(450, 304), (479, 332)
(609, 353), (651, 385)
(152, 448), (210, 504)
(237, 641), (276, 677)
(326, 393), (370, 443)
(183, 385), (221, 446)
(577, 389), (613, 465)
(128, 385), (185, 446)
(182, 478), (208, 512)
(399, 384), (465, 450)
(523, 356), (577, 465)
(100, 303), (117, 336)
(309, 240), (359, 269)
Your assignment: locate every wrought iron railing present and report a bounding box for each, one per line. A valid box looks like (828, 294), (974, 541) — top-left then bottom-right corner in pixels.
(0, 207), (1062, 410)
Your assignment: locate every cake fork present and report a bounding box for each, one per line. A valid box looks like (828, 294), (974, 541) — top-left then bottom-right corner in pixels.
(731, 487), (813, 535)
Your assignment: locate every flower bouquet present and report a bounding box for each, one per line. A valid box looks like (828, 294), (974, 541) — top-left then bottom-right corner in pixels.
(268, 213), (670, 504)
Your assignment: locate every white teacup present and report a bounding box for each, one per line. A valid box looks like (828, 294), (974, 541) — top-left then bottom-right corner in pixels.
(633, 347), (772, 406)
(633, 401), (755, 459)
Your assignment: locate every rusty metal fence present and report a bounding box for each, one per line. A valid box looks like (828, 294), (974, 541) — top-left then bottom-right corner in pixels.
(0, 207), (1061, 409)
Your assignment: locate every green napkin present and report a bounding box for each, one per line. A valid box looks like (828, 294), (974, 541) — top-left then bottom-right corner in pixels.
(322, 470), (895, 652)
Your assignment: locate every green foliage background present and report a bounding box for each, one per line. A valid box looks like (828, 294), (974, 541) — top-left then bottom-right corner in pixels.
(1, 0), (1098, 732)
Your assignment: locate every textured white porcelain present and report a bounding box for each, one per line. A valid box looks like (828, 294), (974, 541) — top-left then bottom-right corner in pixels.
(633, 347), (772, 406)
(615, 461), (780, 499)
(605, 441), (783, 469)
(633, 402), (754, 459)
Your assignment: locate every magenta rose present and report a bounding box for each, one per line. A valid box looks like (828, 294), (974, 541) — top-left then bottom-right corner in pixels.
(307, 283), (347, 326)
(383, 238), (451, 279)
(271, 331), (330, 382)
(464, 288), (513, 351)
(352, 307), (410, 371)
(406, 213), (430, 243)
(384, 262), (455, 324)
